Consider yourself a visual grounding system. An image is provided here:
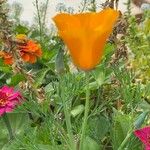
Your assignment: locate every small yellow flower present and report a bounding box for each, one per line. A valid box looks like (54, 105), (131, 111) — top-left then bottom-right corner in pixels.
(16, 34), (27, 41)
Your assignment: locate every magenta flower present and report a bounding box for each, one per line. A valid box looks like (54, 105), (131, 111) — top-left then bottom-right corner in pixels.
(134, 126), (150, 150)
(0, 85), (22, 116)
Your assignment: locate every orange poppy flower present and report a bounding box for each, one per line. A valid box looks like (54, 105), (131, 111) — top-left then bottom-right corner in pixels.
(53, 8), (119, 70)
(0, 51), (13, 65)
(19, 40), (42, 63)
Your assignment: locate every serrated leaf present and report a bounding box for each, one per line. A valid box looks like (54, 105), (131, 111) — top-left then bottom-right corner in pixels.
(111, 113), (133, 150)
(83, 136), (102, 150)
(88, 116), (110, 142)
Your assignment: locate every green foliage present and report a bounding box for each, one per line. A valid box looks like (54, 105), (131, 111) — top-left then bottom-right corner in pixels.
(83, 136), (101, 150)
(6, 74), (26, 86)
(111, 111), (147, 150)
(0, 113), (29, 149)
(0, 1), (150, 150)
(88, 115), (110, 142)
(126, 10), (150, 83)
(14, 24), (29, 34)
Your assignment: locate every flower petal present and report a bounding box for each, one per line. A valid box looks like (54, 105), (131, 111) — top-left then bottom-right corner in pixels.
(90, 8), (120, 29)
(1, 86), (14, 94)
(5, 106), (14, 113)
(134, 126), (150, 146)
(22, 53), (30, 62)
(0, 107), (5, 116)
(29, 54), (37, 63)
(53, 8), (119, 70)
(146, 146), (150, 150)
(53, 13), (80, 31)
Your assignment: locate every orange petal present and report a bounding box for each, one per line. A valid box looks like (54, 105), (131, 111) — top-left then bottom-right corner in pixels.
(74, 13), (93, 29)
(59, 30), (83, 69)
(21, 53), (30, 62)
(89, 8), (119, 29)
(53, 13), (80, 31)
(35, 48), (42, 57)
(29, 54), (37, 63)
(59, 29), (109, 70)
(4, 58), (13, 65)
(53, 8), (119, 70)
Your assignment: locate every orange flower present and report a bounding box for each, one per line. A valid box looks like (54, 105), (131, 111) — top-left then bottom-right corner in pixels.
(19, 40), (42, 63)
(53, 8), (119, 70)
(0, 36), (42, 65)
(0, 51), (13, 65)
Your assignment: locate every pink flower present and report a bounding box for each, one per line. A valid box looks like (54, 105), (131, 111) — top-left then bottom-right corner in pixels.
(134, 126), (150, 150)
(0, 85), (22, 116)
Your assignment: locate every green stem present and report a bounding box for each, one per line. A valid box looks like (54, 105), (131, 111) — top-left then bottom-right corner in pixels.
(81, 0), (87, 12)
(60, 74), (76, 150)
(3, 113), (14, 140)
(118, 129), (132, 150)
(63, 102), (76, 150)
(42, 0), (49, 28)
(80, 72), (90, 150)
(35, 0), (42, 42)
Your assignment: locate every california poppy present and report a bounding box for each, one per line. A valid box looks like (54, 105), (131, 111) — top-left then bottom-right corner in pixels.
(53, 8), (119, 70)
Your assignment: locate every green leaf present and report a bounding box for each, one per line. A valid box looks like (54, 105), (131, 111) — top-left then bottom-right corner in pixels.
(14, 24), (29, 34)
(34, 68), (50, 88)
(0, 67), (11, 73)
(0, 113), (29, 149)
(88, 116), (110, 142)
(6, 74), (25, 86)
(6, 74), (26, 86)
(0, 60), (12, 73)
(91, 64), (112, 88)
(55, 49), (65, 74)
(111, 113), (133, 150)
(134, 111), (149, 128)
(104, 43), (115, 56)
(126, 134), (143, 150)
(37, 144), (67, 150)
(43, 48), (57, 61)
(71, 105), (84, 117)
(83, 136), (102, 150)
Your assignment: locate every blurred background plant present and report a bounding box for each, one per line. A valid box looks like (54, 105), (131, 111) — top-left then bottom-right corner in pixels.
(0, 0), (150, 150)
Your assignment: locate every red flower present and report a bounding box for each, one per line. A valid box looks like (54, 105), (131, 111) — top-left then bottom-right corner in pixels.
(134, 126), (150, 150)
(0, 86), (22, 116)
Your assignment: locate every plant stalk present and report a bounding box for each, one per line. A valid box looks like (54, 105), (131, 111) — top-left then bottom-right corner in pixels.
(3, 113), (14, 140)
(79, 72), (90, 150)
(35, 0), (42, 41)
(63, 101), (76, 150)
(60, 75), (76, 150)
(118, 129), (132, 150)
